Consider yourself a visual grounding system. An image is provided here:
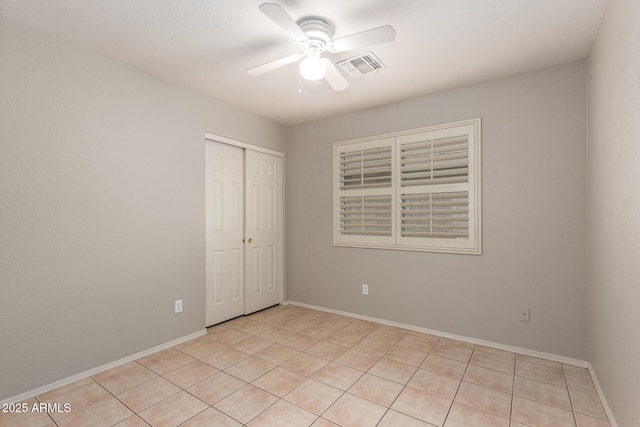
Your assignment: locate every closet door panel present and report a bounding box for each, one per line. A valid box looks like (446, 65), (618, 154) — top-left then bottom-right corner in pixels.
(205, 142), (245, 326)
(244, 150), (283, 314)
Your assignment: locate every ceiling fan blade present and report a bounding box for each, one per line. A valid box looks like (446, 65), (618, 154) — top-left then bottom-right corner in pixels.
(247, 53), (303, 75)
(259, 3), (308, 41)
(324, 61), (349, 91)
(330, 25), (396, 52)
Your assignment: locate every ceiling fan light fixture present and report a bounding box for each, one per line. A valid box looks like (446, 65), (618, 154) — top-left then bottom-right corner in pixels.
(299, 54), (326, 81)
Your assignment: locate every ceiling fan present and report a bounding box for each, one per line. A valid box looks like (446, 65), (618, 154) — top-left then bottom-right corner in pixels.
(248, 3), (396, 91)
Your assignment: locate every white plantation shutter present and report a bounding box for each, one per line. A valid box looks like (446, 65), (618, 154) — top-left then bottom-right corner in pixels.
(396, 123), (479, 252)
(334, 119), (480, 254)
(335, 138), (395, 245)
(400, 192), (469, 238)
(339, 195), (392, 236)
(399, 135), (469, 186)
(339, 145), (392, 190)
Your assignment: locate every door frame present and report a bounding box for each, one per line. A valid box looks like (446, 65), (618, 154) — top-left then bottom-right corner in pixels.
(206, 132), (284, 158)
(204, 132), (286, 319)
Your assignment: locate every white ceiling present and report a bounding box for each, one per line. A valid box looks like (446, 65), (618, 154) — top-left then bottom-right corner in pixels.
(1, 0), (608, 126)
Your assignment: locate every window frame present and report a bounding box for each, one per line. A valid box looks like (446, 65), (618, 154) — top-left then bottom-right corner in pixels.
(333, 118), (481, 255)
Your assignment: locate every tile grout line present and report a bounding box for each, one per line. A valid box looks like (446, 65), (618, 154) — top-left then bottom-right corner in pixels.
(561, 363), (579, 427)
(509, 353), (517, 426)
(355, 326), (417, 427)
(442, 342), (474, 426)
(33, 394), (58, 426)
(290, 322), (379, 426)
(276, 320), (390, 425)
(94, 374), (151, 426)
(375, 334), (442, 427)
(210, 312), (361, 426)
(173, 334), (292, 427)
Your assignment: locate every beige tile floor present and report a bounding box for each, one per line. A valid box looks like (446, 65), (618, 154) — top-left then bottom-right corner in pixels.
(1, 305), (611, 427)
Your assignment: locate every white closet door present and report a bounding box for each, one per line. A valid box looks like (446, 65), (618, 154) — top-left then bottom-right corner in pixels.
(205, 142), (244, 326)
(244, 150), (283, 314)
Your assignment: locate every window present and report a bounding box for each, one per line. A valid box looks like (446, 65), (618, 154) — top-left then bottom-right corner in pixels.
(333, 119), (481, 254)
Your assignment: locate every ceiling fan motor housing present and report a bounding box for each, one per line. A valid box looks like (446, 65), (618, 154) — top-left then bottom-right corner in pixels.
(297, 17), (334, 53)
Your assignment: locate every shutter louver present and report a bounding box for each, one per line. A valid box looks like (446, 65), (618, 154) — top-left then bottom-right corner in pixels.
(400, 135), (468, 187)
(339, 146), (392, 190)
(339, 195), (392, 236)
(401, 192), (469, 239)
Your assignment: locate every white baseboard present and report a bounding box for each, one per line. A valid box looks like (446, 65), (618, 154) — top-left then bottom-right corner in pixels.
(1, 329), (207, 406)
(588, 365), (619, 427)
(287, 300), (588, 367)
(287, 300), (622, 425)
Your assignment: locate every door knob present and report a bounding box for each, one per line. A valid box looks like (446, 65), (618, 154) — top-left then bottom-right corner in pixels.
(247, 238), (253, 244)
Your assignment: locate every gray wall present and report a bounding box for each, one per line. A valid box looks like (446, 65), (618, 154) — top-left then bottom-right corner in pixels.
(0, 20), (285, 400)
(588, 0), (640, 425)
(286, 62), (588, 359)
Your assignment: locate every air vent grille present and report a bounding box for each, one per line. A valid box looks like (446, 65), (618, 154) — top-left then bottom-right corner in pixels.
(338, 52), (386, 78)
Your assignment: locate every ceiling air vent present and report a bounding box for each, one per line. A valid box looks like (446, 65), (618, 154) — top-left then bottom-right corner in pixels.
(337, 52), (386, 78)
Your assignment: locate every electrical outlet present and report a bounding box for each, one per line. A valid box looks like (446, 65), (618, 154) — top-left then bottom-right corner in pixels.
(362, 284), (369, 295)
(519, 307), (530, 322)
(175, 299), (183, 314)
